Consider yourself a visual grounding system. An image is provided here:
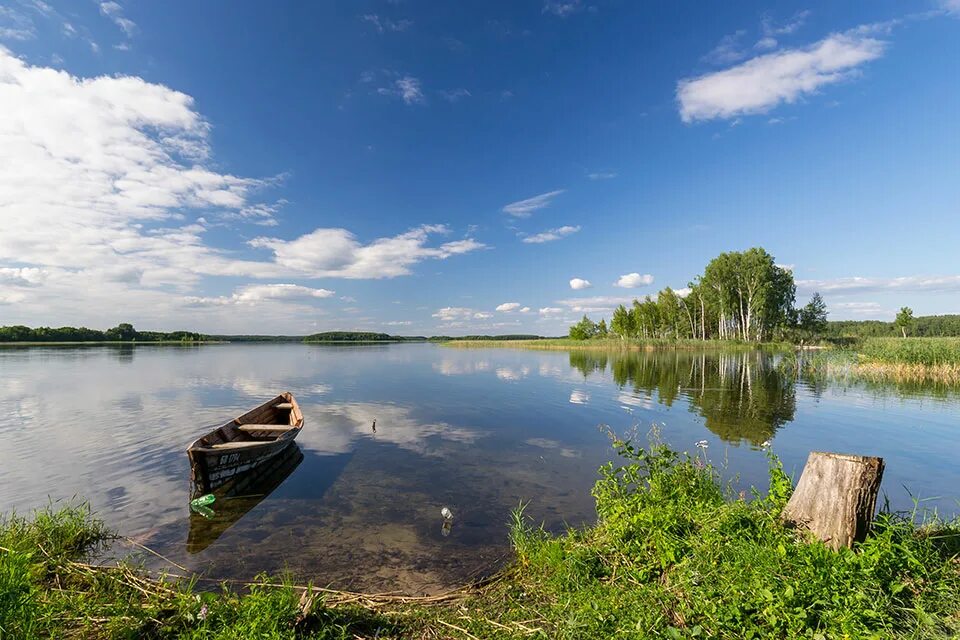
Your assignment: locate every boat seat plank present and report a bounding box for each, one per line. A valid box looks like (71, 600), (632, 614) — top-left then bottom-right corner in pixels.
(236, 424), (294, 432)
(205, 441), (273, 451)
(274, 402), (294, 410)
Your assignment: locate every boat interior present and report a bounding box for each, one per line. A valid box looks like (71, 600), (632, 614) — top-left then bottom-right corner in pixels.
(192, 394), (303, 451)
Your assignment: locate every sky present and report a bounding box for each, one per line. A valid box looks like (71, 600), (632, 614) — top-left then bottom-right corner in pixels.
(0, 0), (958, 336)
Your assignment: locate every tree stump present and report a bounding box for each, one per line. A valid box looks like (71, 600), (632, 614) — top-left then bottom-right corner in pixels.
(781, 451), (885, 550)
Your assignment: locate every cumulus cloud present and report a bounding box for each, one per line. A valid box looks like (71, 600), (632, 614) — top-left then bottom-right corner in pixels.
(569, 278), (592, 290)
(521, 225), (581, 244)
(678, 29), (887, 122)
(0, 50), (482, 330)
(432, 307), (474, 322)
(539, 307), (563, 315)
(502, 190), (565, 218)
(614, 273), (654, 288)
(496, 302), (522, 312)
(249, 225), (484, 279)
(186, 284), (335, 306)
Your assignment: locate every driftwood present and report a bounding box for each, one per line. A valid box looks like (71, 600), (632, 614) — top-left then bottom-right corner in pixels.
(781, 451), (885, 550)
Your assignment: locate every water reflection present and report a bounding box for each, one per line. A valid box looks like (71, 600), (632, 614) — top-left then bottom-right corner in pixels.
(571, 350), (795, 445)
(188, 445), (304, 553)
(3, 343), (959, 593)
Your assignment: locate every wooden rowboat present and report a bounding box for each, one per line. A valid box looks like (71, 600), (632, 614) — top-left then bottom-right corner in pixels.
(187, 444), (303, 553)
(187, 392), (303, 494)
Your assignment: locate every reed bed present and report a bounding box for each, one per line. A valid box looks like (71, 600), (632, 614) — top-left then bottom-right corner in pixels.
(445, 338), (778, 352)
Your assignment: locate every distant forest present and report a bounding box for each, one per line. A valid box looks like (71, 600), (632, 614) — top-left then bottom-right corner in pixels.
(826, 315), (960, 338)
(0, 325), (558, 343)
(303, 332), (426, 343)
(0, 323), (205, 343)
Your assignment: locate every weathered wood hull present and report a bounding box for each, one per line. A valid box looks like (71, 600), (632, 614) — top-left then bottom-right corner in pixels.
(187, 444), (304, 553)
(187, 392), (303, 495)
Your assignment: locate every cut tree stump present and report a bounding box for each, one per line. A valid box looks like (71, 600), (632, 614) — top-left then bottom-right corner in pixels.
(781, 451), (885, 550)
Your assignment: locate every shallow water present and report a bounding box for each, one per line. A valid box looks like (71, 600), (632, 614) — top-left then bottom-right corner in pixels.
(1, 343), (958, 592)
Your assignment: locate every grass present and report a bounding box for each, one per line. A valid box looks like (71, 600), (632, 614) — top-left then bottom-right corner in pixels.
(796, 338), (960, 385)
(859, 337), (960, 366)
(445, 338), (789, 352)
(4, 440), (960, 638)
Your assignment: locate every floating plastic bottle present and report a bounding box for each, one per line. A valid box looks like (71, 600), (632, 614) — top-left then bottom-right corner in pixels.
(190, 494), (215, 508)
(191, 504), (215, 519)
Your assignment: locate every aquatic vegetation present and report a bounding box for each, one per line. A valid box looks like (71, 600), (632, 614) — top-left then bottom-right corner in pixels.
(795, 339), (960, 386)
(4, 440), (959, 639)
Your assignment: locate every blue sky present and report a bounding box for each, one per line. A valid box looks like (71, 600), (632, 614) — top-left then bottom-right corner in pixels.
(0, 0), (958, 334)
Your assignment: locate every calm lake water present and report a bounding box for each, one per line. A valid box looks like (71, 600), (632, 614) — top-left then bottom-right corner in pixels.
(1, 343), (958, 593)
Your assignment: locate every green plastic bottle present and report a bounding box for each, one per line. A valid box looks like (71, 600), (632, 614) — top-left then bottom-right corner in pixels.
(190, 494), (215, 508)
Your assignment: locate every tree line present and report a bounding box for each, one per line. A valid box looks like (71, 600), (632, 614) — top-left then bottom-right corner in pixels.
(827, 311), (960, 339)
(570, 247), (828, 343)
(0, 323), (205, 343)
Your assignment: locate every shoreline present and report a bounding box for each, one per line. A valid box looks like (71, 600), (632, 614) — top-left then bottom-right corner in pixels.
(444, 338), (792, 351)
(5, 442), (958, 638)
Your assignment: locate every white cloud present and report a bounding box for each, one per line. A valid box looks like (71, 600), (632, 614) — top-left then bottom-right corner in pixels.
(473, 312), (493, 319)
(614, 273), (655, 288)
(678, 29), (886, 122)
(249, 225), (484, 279)
(438, 88), (471, 102)
(383, 320), (412, 326)
(186, 284), (335, 307)
(539, 307), (563, 316)
(520, 306), (531, 313)
(943, 0), (960, 15)
(496, 302), (522, 312)
(797, 275), (960, 295)
(702, 30), (747, 65)
(833, 301), (886, 316)
(0, 50), (483, 331)
(755, 36), (778, 50)
(378, 75), (425, 105)
(522, 225), (581, 244)
(502, 190), (564, 218)
(762, 10), (810, 38)
(556, 295), (634, 314)
(432, 307), (474, 322)
(569, 278), (592, 290)
(0, 6), (36, 41)
(542, 1), (582, 17)
(587, 171), (618, 180)
(99, 2), (136, 38)
(674, 287), (692, 298)
(361, 14), (413, 33)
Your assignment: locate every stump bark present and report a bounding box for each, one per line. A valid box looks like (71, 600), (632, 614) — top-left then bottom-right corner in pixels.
(781, 451), (885, 550)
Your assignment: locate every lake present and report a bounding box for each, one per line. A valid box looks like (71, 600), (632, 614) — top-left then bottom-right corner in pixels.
(1, 343), (958, 593)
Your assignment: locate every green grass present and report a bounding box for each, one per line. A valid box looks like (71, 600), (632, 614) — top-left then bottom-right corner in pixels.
(4, 442), (960, 639)
(432, 438), (960, 639)
(0, 503), (398, 639)
(445, 338), (790, 352)
(858, 337), (960, 366)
